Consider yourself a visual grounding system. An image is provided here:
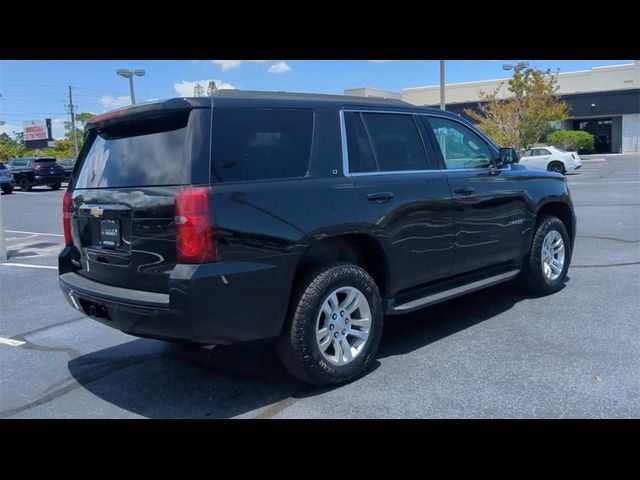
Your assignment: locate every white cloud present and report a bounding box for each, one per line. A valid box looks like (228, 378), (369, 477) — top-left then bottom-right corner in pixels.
(173, 79), (235, 97)
(211, 60), (243, 71)
(210, 60), (268, 71)
(268, 61), (292, 74)
(0, 122), (22, 138)
(99, 95), (131, 110)
(51, 118), (67, 140)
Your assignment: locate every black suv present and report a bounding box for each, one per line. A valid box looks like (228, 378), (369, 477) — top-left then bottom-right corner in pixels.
(59, 92), (576, 386)
(8, 157), (65, 191)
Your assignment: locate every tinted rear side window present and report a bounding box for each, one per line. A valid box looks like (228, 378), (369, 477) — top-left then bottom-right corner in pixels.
(211, 109), (313, 182)
(35, 158), (56, 165)
(361, 113), (428, 172)
(74, 116), (190, 189)
(345, 112), (377, 173)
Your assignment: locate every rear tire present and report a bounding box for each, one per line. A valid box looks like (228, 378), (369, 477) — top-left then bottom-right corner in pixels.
(1, 185), (13, 194)
(277, 262), (383, 386)
(50, 183), (61, 191)
(519, 215), (571, 295)
(547, 161), (565, 174)
(19, 177), (31, 192)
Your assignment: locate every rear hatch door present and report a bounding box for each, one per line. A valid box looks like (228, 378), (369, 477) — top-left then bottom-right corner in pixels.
(68, 99), (212, 293)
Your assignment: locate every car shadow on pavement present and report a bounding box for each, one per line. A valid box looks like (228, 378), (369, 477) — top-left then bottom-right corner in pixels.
(376, 282), (541, 359)
(67, 282), (551, 419)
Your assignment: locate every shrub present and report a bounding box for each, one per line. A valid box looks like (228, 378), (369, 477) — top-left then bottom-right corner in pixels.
(548, 130), (594, 152)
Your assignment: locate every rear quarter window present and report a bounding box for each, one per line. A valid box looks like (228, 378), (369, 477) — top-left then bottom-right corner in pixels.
(211, 108), (313, 182)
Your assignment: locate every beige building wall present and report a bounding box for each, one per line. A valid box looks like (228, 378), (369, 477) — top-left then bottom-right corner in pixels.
(401, 62), (640, 106)
(345, 62), (640, 107)
(344, 87), (401, 100)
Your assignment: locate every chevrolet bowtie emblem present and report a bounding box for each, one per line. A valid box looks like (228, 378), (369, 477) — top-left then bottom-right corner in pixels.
(90, 207), (104, 218)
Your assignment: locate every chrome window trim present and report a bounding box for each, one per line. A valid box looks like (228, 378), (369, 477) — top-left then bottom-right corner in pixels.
(340, 108), (508, 177)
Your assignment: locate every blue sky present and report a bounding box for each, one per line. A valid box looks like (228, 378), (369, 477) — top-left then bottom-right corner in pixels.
(0, 59), (632, 139)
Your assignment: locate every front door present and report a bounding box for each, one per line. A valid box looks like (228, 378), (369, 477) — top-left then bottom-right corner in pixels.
(422, 115), (531, 276)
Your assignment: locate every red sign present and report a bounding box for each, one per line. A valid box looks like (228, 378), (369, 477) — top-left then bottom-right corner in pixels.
(23, 120), (48, 141)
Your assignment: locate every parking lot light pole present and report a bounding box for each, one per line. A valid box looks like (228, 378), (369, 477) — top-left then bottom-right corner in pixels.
(440, 60), (446, 110)
(0, 187), (6, 262)
(502, 62), (530, 148)
(116, 69), (146, 105)
(0, 115), (6, 260)
(503, 62), (530, 100)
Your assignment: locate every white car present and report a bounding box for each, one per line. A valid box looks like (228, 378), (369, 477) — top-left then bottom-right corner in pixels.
(519, 146), (583, 174)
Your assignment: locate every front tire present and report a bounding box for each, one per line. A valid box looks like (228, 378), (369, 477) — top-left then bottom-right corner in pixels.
(50, 183), (61, 191)
(1, 185), (13, 194)
(519, 215), (571, 295)
(277, 262), (383, 386)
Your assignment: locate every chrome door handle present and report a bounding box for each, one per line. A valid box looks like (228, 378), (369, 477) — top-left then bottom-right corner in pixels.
(367, 192), (395, 203)
(453, 187), (475, 196)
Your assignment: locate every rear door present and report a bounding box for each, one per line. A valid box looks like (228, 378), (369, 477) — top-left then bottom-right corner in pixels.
(527, 148), (550, 170)
(344, 110), (455, 293)
(68, 104), (211, 293)
(422, 115), (531, 276)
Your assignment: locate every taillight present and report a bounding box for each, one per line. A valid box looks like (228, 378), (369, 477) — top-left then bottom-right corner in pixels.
(175, 187), (217, 263)
(63, 191), (73, 247)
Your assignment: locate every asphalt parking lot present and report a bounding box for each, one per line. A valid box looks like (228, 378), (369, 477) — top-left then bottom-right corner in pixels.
(1, 155), (639, 419)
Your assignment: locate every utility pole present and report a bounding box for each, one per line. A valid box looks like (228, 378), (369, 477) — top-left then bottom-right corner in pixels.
(68, 86), (79, 158)
(439, 60), (446, 110)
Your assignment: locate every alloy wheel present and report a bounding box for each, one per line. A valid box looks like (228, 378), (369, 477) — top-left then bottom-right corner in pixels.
(315, 286), (372, 366)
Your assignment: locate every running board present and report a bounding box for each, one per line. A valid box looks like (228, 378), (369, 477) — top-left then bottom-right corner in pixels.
(392, 269), (520, 313)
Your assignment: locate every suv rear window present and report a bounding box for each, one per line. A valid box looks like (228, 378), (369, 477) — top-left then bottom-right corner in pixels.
(74, 116), (191, 189)
(211, 109), (313, 182)
(35, 158), (56, 165)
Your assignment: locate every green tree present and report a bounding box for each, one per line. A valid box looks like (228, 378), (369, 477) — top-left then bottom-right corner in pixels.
(207, 81), (217, 97)
(75, 112), (94, 127)
(62, 120), (85, 154)
(0, 132), (31, 161)
(464, 67), (569, 150)
(42, 138), (77, 159)
(193, 84), (205, 97)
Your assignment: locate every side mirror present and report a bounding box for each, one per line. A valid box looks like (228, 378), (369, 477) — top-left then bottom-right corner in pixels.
(497, 147), (520, 168)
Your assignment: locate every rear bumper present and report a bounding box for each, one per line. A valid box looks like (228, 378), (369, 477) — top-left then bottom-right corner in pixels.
(33, 175), (64, 185)
(58, 248), (297, 344)
(0, 177), (14, 186)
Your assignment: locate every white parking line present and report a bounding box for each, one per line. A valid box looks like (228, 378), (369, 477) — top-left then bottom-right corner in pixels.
(0, 337), (26, 347)
(5, 230), (64, 237)
(0, 262), (57, 270)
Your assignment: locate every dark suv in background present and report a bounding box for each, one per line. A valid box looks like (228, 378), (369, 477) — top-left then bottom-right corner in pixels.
(7, 157), (65, 191)
(59, 92), (576, 386)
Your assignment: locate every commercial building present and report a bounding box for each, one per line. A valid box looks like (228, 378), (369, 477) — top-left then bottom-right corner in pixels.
(345, 61), (640, 153)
